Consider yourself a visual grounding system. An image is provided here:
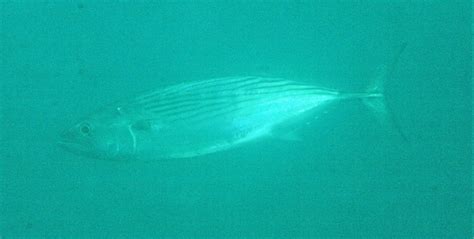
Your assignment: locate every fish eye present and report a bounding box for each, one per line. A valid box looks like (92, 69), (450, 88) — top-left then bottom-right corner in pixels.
(79, 123), (91, 136)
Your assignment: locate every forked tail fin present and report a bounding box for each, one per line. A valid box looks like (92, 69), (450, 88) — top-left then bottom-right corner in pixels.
(362, 43), (408, 141)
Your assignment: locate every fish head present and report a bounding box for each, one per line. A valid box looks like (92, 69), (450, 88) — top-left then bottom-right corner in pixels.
(58, 107), (137, 160)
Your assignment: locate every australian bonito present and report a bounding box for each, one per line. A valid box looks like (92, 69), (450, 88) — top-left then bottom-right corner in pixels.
(58, 46), (406, 160)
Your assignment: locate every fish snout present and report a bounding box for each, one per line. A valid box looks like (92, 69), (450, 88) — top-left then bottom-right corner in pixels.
(59, 128), (76, 142)
(57, 128), (86, 155)
(58, 127), (83, 149)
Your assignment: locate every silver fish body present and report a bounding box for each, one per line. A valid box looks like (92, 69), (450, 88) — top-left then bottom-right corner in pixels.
(126, 77), (340, 159)
(58, 76), (384, 160)
(58, 45), (407, 160)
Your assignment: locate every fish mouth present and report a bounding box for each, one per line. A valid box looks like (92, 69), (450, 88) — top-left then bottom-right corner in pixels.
(57, 140), (87, 155)
(58, 129), (83, 152)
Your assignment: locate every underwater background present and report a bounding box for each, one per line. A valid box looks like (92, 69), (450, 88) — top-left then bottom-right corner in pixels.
(0, 1), (471, 238)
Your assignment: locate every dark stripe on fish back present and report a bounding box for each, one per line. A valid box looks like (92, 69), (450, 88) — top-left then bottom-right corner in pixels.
(163, 89), (324, 123)
(135, 77), (294, 103)
(131, 77), (337, 122)
(142, 85), (320, 115)
(137, 78), (315, 108)
(152, 89), (322, 122)
(141, 84), (317, 111)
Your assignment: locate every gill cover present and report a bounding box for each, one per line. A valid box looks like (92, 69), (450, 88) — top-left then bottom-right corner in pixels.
(103, 125), (137, 160)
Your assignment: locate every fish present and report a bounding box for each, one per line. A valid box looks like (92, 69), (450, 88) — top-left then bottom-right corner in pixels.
(58, 45), (407, 160)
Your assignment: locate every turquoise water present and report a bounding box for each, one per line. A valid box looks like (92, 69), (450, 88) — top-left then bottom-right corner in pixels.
(0, 1), (471, 238)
